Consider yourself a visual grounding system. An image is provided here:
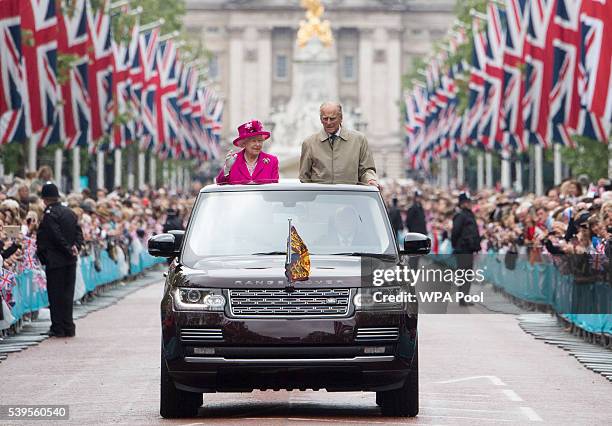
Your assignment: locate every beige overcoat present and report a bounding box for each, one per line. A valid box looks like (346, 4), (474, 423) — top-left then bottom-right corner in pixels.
(299, 127), (377, 184)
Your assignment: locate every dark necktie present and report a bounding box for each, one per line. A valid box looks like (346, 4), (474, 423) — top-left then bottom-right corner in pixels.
(329, 134), (337, 148)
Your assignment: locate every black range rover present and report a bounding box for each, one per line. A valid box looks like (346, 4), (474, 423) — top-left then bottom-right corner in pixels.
(148, 183), (430, 418)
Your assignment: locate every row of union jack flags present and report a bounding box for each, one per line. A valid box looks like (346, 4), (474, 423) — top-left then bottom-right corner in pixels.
(0, 0), (222, 160)
(404, 0), (611, 171)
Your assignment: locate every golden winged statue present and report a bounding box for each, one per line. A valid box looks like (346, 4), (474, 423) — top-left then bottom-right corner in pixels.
(297, 0), (334, 48)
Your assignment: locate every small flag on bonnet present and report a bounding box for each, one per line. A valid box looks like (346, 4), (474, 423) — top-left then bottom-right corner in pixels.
(285, 219), (311, 283)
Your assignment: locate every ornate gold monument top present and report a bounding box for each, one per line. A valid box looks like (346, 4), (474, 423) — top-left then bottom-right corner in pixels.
(297, 0), (333, 48)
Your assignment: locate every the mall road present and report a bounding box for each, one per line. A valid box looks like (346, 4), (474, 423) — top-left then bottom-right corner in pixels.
(1, 274), (611, 426)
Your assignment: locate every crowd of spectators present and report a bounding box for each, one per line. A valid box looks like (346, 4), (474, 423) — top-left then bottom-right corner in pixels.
(0, 165), (197, 327)
(381, 176), (612, 281)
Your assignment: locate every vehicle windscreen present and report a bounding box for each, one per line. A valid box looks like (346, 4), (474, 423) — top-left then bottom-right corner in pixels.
(182, 190), (395, 266)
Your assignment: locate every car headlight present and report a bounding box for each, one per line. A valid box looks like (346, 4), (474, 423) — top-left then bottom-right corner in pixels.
(354, 286), (406, 311)
(173, 288), (226, 311)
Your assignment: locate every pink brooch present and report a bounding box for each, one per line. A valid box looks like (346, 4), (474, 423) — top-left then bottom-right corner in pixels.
(262, 157), (270, 164)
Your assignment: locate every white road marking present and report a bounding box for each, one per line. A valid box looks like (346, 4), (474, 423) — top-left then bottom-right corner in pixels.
(419, 415), (514, 422)
(426, 398), (502, 404)
(520, 406), (544, 422)
(422, 407), (509, 413)
(502, 389), (523, 401)
(287, 418), (403, 424)
(436, 375), (507, 386)
(422, 391), (489, 397)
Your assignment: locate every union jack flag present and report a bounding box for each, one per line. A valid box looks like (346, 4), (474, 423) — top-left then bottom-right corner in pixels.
(202, 86), (223, 159)
(572, 0), (612, 142)
(478, 3), (507, 151)
(87, 0), (113, 151)
(57, 0), (91, 150)
(19, 236), (38, 272)
(0, 268), (16, 292)
(501, 0), (530, 152)
(209, 97), (223, 159)
(589, 241), (608, 271)
(20, 0), (60, 147)
(578, 0), (611, 125)
(523, 0), (557, 149)
(155, 39), (180, 158)
(139, 29), (159, 151)
(111, 28), (137, 150)
(465, 19), (488, 147)
(0, 0), (27, 144)
(177, 60), (196, 158)
(128, 22), (143, 144)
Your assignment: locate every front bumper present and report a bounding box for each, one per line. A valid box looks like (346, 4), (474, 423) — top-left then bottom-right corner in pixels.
(161, 304), (417, 393)
(168, 352), (413, 393)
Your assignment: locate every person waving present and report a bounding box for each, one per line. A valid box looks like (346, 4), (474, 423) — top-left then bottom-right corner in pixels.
(216, 120), (279, 185)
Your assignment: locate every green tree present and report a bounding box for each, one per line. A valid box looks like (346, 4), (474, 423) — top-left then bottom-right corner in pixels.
(558, 137), (609, 180)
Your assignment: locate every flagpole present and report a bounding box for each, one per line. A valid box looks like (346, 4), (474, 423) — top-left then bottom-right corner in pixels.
(159, 31), (180, 42)
(485, 152), (493, 188)
(149, 153), (157, 188)
(97, 151), (105, 190)
(609, 138), (612, 180)
(534, 145), (544, 196)
(501, 150), (511, 189)
(138, 151), (145, 190)
(286, 219), (292, 283)
(127, 148), (135, 191)
(477, 152), (484, 190)
(28, 138), (37, 173)
(114, 149), (122, 189)
(72, 147), (81, 193)
(163, 161), (169, 190)
(514, 160), (523, 193)
(54, 148), (63, 192)
(440, 158), (449, 189)
(553, 144), (562, 185)
(139, 18), (165, 33)
(109, 0), (129, 9)
(457, 153), (464, 186)
(177, 163), (184, 193)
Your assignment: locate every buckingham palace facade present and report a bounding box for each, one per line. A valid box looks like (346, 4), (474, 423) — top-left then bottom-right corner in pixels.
(184, 0), (455, 178)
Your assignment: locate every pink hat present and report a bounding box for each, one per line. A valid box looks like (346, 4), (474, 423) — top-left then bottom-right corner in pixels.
(232, 120), (271, 147)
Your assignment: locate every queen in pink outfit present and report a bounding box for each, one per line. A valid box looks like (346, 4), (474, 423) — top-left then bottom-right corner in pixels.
(216, 120), (279, 185)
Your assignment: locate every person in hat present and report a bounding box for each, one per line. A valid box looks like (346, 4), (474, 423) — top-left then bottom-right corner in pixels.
(451, 192), (481, 306)
(405, 190), (427, 235)
(216, 120), (279, 185)
(404, 190), (428, 269)
(36, 182), (83, 337)
(299, 102), (378, 186)
(388, 196), (404, 244)
(163, 208), (183, 233)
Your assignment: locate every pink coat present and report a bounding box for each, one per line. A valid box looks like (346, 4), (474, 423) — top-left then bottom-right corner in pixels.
(216, 150), (279, 185)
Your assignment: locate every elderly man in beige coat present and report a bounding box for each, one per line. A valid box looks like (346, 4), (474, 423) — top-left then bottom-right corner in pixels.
(299, 102), (378, 186)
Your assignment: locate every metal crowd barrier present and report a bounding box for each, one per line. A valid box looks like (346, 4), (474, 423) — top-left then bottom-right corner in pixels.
(3, 249), (164, 328)
(434, 246), (612, 336)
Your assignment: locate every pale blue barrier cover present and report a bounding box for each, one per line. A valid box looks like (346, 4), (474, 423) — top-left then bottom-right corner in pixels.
(5, 252), (164, 326)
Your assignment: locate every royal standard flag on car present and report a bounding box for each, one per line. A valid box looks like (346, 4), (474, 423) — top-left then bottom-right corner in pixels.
(285, 219), (310, 282)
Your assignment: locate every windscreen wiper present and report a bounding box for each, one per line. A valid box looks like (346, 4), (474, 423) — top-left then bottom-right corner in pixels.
(251, 251), (287, 255)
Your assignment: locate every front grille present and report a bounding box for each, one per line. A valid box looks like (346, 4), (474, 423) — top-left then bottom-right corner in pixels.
(355, 327), (400, 342)
(228, 288), (351, 317)
(180, 328), (224, 342)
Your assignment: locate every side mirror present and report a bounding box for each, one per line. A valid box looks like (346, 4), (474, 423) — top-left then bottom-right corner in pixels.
(400, 232), (431, 256)
(148, 233), (182, 258)
(168, 230), (185, 250)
